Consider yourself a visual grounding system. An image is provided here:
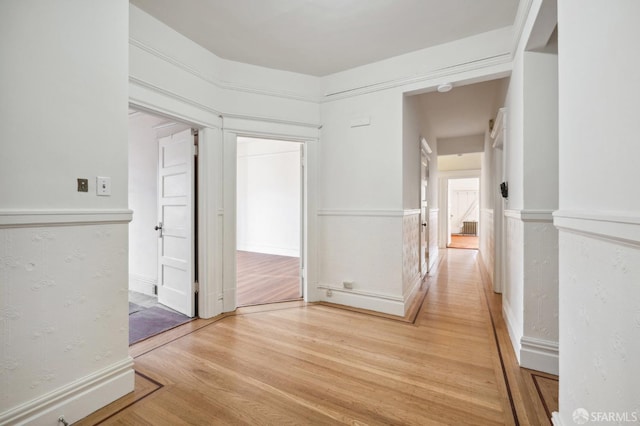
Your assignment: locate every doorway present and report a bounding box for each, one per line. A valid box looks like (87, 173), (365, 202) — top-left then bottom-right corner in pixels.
(236, 137), (303, 306)
(419, 141), (431, 276)
(447, 177), (479, 249)
(127, 109), (196, 344)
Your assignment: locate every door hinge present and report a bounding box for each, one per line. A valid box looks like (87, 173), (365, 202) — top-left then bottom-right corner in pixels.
(193, 145), (198, 156)
(193, 281), (199, 293)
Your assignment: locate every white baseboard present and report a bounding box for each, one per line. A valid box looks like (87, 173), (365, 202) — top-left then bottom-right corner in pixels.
(403, 273), (423, 315)
(502, 302), (522, 362)
(317, 285), (404, 316)
(237, 243), (300, 258)
(0, 357), (134, 425)
(520, 336), (559, 375)
(551, 412), (565, 426)
(129, 273), (157, 295)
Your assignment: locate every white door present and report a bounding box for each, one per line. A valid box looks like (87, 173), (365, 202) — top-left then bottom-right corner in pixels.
(156, 128), (195, 317)
(420, 149), (429, 275)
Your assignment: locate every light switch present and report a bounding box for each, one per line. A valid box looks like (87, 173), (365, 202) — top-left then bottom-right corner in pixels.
(96, 177), (111, 196)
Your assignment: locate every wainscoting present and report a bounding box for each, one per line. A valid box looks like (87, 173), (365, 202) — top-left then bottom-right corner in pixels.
(0, 214), (134, 425)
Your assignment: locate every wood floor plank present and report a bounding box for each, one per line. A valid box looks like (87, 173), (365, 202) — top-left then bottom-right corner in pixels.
(79, 249), (557, 425)
(236, 251), (301, 306)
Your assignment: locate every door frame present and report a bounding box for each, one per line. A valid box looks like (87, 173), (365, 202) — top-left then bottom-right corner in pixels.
(419, 138), (432, 276)
(222, 127), (316, 312)
(129, 101), (223, 319)
(438, 170), (481, 249)
(129, 102), (319, 320)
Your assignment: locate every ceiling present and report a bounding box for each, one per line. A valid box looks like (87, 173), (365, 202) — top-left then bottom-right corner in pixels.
(131, 0), (520, 76)
(417, 78), (509, 141)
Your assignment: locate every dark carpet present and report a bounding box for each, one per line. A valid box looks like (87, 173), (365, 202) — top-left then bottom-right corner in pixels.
(129, 305), (192, 345)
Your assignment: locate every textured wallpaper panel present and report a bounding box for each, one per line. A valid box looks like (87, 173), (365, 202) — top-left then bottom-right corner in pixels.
(402, 213), (420, 294)
(560, 231), (640, 419)
(0, 224), (129, 412)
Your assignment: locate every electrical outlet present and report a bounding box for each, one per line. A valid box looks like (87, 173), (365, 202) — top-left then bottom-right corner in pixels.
(326, 289), (332, 297)
(343, 281), (354, 290)
(77, 178), (88, 192)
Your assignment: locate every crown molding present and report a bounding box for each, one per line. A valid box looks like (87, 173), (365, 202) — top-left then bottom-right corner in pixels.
(130, 37), (320, 103)
(323, 52), (511, 102)
(511, 0), (536, 57)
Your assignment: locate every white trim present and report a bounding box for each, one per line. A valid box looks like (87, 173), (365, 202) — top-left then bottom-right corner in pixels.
(324, 53), (511, 101)
(520, 336), (559, 375)
(222, 113), (321, 131)
(128, 273), (157, 295)
(511, 0), (536, 54)
(551, 412), (565, 426)
(0, 209), (133, 228)
(318, 209), (407, 218)
(403, 209), (421, 216)
(317, 285), (405, 316)
(503, 209), (555, 222)
(0, 357), (134, 425)
(130, 37), (319, 104)
(236, 243), (299, 258)
(503, 209), (522, 220)
(402, 273), (423, 315)
(490, 108), (506, 140)
(222, 116), (320, 140)
(129, 76), (222, 125)
(317, 285), (403, 302)
(521, 209), (554, 222)
(554, 210), (640, 247)
(502, 301), (522, 362)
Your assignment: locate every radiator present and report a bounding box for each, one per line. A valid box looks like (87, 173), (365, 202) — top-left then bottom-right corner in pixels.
(462, 221), (478, 236)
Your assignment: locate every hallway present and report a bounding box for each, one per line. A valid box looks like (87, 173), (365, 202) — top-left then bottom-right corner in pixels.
(78, 250), (557, 425)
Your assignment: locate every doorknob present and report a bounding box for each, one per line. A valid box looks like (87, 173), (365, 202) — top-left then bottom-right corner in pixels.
(154, 222), (163, 237)
(422, 223), (427, 227)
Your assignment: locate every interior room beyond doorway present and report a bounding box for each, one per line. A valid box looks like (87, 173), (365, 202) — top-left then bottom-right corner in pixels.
(128, 109), (195, 344)
(447, 177), (480, 250)
(236, 137), (303, 306)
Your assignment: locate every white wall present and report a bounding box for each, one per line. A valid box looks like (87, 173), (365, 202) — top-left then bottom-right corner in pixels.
(437, 135), (485, 155)
(403, 95), (422, 210)
(401, 95), (423, 301)
(554, 1), (640, 424)
(449, 178), (479, 235)
(439, 153), (482, 172)
(128, 113), (164, 294)
(0, 1), (133, 424)
(498, 0), (560, 375)
(318, 89), (406, 314)
(236, 138), (301, 257)
(520, 49), (559, 374)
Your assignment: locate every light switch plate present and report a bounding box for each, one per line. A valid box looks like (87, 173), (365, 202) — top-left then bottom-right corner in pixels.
(96, 176), (111, 196)
(77, 178), (88, 192)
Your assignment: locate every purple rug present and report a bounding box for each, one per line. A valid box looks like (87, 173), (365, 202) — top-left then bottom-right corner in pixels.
(129, 306), (192, 345)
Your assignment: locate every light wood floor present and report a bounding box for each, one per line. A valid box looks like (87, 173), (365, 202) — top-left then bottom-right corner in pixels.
(448, 234), (479, 249)
(78, 250), (557, 425)
(236, 251), (301, 306)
